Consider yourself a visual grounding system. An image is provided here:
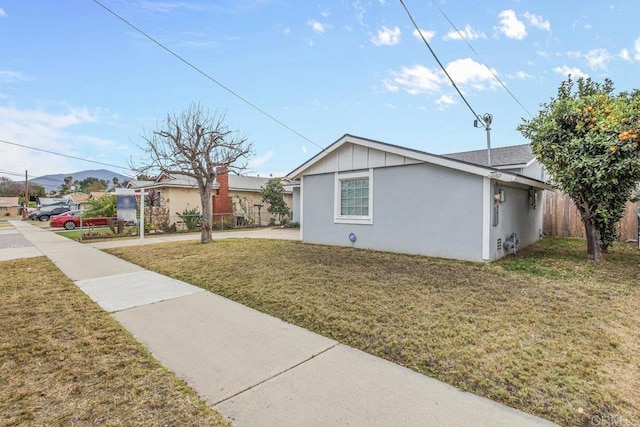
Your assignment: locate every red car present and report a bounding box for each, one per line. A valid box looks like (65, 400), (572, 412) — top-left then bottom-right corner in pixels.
(49, 210), (114, 230)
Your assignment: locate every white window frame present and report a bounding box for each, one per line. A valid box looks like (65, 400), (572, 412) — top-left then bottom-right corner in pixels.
(334, 169), (373, 225)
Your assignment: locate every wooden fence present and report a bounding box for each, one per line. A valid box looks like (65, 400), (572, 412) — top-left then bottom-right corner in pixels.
(542, 190), (639, 241)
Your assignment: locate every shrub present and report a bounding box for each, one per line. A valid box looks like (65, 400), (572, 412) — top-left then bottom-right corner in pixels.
(213, 218), (234, 230)
(177, 207), (202, 231)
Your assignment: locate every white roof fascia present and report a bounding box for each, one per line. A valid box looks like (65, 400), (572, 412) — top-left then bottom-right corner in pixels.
(288, 134), (550, 190)
(289, 134), (511, 180)
(488, 171), (551, 190)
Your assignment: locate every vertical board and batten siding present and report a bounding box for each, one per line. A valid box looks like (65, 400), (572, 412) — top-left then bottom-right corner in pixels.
(542, 190), (639, 241)
(303, 143), (420, 176)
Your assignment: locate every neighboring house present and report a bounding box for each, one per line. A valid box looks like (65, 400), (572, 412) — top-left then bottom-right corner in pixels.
(287, 134), (550, 262)
(0, 197), (20, 217)
(68, 192), (90, 210)
(128, 169), (293, 225)
(443, 143), (546, 181)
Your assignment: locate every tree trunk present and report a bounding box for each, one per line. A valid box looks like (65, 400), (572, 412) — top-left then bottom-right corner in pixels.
(200, 183), (213, 244)
(584, 220), (603, 262)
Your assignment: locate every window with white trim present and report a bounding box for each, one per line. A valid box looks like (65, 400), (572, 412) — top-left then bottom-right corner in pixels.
(334, 169), (373, 224)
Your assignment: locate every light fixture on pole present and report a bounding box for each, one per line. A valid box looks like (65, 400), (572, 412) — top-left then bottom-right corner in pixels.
(474, 113), (493, 167)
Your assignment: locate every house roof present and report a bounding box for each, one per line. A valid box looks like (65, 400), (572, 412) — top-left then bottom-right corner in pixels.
(89, 191), (108, 199)
(69, 192), (90, 202)
(136, 172), (292, 193)
(126, 180), (155, 189)
(229, 175), (293, 193)
(442, 144), (534, 167)
(156, 173), (204, 188)
(288, 134), (550, 190)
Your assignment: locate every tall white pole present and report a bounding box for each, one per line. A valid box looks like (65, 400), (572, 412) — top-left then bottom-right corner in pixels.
(484, 113), (493, 167)
(139, 189), (144, 242)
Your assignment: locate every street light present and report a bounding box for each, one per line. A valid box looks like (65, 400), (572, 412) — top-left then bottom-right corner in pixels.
(474, 113), (493, 167)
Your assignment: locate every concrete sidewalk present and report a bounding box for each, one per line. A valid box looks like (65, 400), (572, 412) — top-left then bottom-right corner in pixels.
(6, 220), (555, 426)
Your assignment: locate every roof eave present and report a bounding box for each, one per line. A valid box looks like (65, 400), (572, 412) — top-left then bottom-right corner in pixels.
(287, 134), (523, 180)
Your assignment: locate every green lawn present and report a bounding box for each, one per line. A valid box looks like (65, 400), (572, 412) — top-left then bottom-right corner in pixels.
(106, 237), (640, 427)
(0, 257), (229, 426)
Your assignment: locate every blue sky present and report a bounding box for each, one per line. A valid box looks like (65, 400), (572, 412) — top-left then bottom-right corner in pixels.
(1, 0), (639, 181)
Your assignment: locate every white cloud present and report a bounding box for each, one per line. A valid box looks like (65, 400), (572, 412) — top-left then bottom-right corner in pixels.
(509, 70), (533, 79)
(247, 151), (274, 168)
(301, 146), (308, 154)
(384, 58), (497, 96)
(436, 95), (455, 108)
(554, 65), (588, 79)
(495, 10), (527, 40)
(283, 27), (291, 36)
(307, 19), (325, 34)
(443, 24), (486, 41)
(320, 9), (330, 18)
(0, 70), (27, 83)
(523, 12), (551, 31)
(585, 48), (611, 70)
(0, 106), (120, 178)
(444, 58), (499, 90)
(619, 48), (631, 61)
(385, 65), (441, 95)
(0, 8), (6, 17)
(634, 36), (640, 61)
(371, 26), (401, 46)
(412, 28), (435, 42)
(382, 79), (400, 93)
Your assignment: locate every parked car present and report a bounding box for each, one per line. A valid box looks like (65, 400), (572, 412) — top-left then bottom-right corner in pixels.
(49, 210), (115, 230)
(29, 206), (71, 222)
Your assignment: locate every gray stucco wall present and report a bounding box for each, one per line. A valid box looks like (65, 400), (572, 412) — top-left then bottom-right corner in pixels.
(489, 184), (543, 260)
(291, 187), (300, 223)
(301, 163), (486, 262)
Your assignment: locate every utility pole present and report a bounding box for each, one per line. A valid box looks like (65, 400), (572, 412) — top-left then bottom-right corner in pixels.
(23, 170), (28, 219)
(474, 113), (493, 167)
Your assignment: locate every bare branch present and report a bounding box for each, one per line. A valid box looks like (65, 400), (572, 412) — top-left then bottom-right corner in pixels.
(131, 101), (254, 243)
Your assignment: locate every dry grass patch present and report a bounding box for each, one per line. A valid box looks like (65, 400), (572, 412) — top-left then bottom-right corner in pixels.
(0, 257), (228, 426)
(106, 237), (640, 426)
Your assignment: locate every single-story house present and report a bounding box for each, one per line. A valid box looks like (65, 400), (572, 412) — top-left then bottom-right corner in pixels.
(0, 197), (20, 217)
(127, 169), (293, 225)
(287, 134), (551, 262)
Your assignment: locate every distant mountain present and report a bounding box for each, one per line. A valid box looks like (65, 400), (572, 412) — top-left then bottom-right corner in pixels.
(31, 169), (131, 193)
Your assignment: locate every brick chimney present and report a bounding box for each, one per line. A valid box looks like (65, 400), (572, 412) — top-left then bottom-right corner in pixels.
(212, 166), (233, 220)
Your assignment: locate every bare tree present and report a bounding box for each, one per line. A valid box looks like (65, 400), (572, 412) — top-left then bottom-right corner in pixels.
(134, 102), (253, 243)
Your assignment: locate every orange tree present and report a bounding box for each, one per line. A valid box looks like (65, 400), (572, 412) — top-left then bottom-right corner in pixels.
(519, 77), (640, 262)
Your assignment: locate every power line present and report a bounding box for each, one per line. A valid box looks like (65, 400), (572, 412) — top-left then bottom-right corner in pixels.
(398, 0), (486, 128)
(430, 0), (532, 117)
(91, 0), (326, 153)
(0, 168), (66, 184)
(0, 138), (133, 173)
